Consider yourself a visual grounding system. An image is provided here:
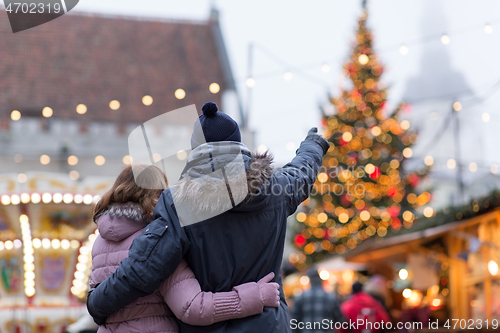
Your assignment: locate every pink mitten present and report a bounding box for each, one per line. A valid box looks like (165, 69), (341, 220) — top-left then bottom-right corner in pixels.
(256, 272), (280, 307)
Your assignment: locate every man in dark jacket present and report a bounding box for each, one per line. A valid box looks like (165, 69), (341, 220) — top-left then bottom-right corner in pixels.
(291, 269), (345, 333)
(87, 102), (329, 333)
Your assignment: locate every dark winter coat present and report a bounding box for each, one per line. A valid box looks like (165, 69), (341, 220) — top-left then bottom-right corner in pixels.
(87, 134), (328, 333)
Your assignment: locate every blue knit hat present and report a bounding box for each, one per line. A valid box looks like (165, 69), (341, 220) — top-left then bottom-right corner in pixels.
(190, 102), (241, 149)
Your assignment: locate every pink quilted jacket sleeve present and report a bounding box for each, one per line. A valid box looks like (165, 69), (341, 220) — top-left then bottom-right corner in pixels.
(158, 260), (264, 326)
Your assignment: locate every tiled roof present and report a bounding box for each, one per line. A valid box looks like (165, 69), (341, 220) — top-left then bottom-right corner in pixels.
(0, 11), (228, 125)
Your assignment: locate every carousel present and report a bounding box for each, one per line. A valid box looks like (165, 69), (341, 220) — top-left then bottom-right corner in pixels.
(0, 172), (114, 333)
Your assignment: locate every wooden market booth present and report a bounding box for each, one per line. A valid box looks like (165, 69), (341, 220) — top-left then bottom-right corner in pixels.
(344, 206), (500, 324)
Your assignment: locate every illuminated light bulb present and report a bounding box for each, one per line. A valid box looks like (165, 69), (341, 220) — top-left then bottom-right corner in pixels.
(67, 155), (78, 166)
(358, 54), (369, 65)
(469, 162), (478, 172)
(209, 83), (220, 94)
(5, 241), (13, 250)
(482, 112), (490, 122)
(24, 263), (34, 271)
(76, 104), (87, 115)
(20, 193), (30, 204)
(441, 34), (450, 45)
(69, 171), (79, 181)
(342, 132), (353, 142)
(453, 101), (462, 111)
(377, 227), (387, 237)
(300, 276), (310, 286)
(11, 110), (21, 121)
(70, 240), (80, 249)
(485, 24), (493, 34)
(492, 165), (499, 174)
(24, 271), (35, 280)
(53, 193), (63, 204)
(360, 210), (371, 221)
(403, 288), (412, 298)
(175, 89), (186, 100)
(42, 193), (52, 203)
(31, 193), (41, 204)
(142, 95), (153, 106)
(399, 269), (409, 280)
(11, 195), (20, 205)
(371, 126), (381, 136)
(365, 164), (375, 174)
(19, 214), (28, 223)
(42, 239), (51, 249)
(76, 263), (87, 272)
(13, 239), (22, 249)
(432, 298), (441, 307)
(78, 255), (89, 264)
(317, 173), (328, 183)
(122, 155), (132, 165)
(83, 195), (93, 205)
(321, 63), (331, 73)
(283, 71), (293, 81)
(317, 213), (328, 223)
(95, 155), (105, 166)
(257, 145), (267, 154)
(246, 77), (256, 88)
(423, 207), (434, 218)
(0, 241), (4, 251)
(63, 193), (73, 204)
(319, 270), (330, 280)
(296, 212), (306, 222)
(399, 45), (409, 55)
(400, 120), (410, 130)
(488, 260), (499, 276)
(24, 254), (34, 263)
(61, 239), (70, 250)
(74, 194), (83, 204)
(73, 279), (84, 288)
(79, 246), (90, 255)
(25, 287), (35, 297)
(32, 239), (41, 249)
(42, 107), (53, 118)
(109, 100), (120, 110)
(51, 239), (61, 249)
(424, 155), (434, 166)
(74, 271), (85, 280)
(152, 153), (162, 163)
(1, 195), (11, 205)
(403, 148), (413, 158)
(93, 195), (101, 205)
(88, 234), (97, 243)
(18, 173), (27, 183)
(339, 213), (349, 223)
(40, 154), (50, 165)
(447, 159), (456, 169)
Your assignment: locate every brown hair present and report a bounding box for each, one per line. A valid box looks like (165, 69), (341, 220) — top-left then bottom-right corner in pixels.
(93, 165), (168, 221)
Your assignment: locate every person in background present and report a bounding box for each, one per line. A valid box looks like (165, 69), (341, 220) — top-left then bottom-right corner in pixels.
(364, 275), (390, 311)
(341, 282), (391, 333)
(291, 269), (345, 333)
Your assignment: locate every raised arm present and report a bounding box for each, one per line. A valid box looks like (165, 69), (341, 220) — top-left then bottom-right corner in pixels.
(275, 127), (329, 215)
(87, 190), (190, 325)
(160, 260), (280, 326)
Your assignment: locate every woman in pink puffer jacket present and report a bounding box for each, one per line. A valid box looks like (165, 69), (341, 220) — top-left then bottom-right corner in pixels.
(89, 165), (279, 333)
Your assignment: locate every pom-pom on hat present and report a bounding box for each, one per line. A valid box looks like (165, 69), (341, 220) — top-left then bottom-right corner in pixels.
(191, 102), (241, 149)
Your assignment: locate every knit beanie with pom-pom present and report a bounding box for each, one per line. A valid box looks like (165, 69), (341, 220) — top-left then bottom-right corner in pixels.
(190, 102), (241, 149)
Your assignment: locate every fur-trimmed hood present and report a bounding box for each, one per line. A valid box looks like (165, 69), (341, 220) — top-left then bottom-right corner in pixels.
(170, 142), (273, 225)
(94, 203), (151, 242)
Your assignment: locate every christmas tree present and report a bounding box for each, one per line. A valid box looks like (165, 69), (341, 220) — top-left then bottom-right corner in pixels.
(290, 2), (430, 268)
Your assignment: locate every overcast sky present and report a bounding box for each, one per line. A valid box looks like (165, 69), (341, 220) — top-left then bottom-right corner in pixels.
(73, 0), (500, 165)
